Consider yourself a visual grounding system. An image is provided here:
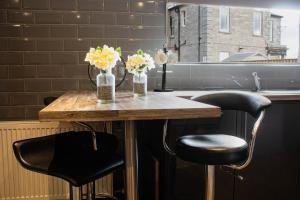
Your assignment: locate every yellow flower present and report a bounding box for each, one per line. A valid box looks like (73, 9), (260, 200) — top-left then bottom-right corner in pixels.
(85, 45), (121, 70)
(126, 54), (146, 73)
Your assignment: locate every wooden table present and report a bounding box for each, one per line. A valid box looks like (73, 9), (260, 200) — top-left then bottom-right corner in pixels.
(39, 91), (221, 200)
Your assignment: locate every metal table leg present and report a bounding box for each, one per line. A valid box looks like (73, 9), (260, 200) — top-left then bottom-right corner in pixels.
(69, 184), (81, 200)
(125, 120), (138, 200)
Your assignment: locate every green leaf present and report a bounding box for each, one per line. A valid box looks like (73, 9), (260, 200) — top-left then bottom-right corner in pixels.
(136, 49), (144, 56)
(139, 64), (146, 70)
(116, 47), (122, 56)
(96, 46), (102, 51)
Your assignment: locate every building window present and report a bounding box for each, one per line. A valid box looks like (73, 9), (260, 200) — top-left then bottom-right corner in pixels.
(180, 10), (186, 27)
(219, 7), (230, 33)
(269, 20), (273, 41)
(219, 52), (230, 61)
(253, 12), (263, 36)
(170, 16), (174, 37)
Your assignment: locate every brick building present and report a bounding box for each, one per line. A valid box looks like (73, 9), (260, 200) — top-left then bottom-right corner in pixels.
(167, 3), (287, 62)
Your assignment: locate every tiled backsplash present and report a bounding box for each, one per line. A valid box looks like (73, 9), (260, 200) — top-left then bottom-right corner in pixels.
(148, 63), (300, 91)
(0, 0), (165, 120)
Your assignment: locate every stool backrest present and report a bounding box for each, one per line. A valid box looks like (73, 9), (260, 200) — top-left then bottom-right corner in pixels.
(191, 91), (271, 170)
(191, 91), (271, 118)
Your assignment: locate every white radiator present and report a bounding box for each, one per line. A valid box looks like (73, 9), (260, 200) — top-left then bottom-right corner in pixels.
(0, 121), (112, 200)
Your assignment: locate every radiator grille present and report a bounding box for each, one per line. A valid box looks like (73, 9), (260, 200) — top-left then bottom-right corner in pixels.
(0, 121), (112, 200)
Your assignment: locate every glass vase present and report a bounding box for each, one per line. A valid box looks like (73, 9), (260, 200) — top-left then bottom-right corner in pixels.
(96, 68), (115, 103)
(133, 71), (147, 96)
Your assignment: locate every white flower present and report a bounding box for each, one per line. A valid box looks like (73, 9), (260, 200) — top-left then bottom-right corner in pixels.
(167, 50), (178, 64)
(126, 50), (155, 74)
(85, 48), (96, 65)
(126, 54), (146, 73)
(144, 53), (155, 71)
(154, 49), (168, 65)
(84, 45), (121, 70)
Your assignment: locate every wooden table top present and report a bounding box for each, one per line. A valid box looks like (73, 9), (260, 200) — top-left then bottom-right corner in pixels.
(39, 91), (221, 122)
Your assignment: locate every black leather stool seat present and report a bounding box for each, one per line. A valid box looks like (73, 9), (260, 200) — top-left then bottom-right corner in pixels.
(176, 134), (248, 165)
(13, 131), (124, 187)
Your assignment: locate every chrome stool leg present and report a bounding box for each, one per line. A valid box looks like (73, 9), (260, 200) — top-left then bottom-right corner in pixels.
(79, 186), (83, 199)
(92, 181), (96, 200)
(86, 183), (93, 200)
(69, 184), (73, 200)
(205, 165), (215, 200)
(69, 184), (81, 200)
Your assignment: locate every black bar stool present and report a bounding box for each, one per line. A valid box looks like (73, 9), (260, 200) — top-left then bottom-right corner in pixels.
(13, 131), (124, 200)
(163, 91), (271, 200)
(13, 96), (124, 200)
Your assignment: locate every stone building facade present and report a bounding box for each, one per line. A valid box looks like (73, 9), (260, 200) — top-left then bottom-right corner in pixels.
(167, 4), (286, 62)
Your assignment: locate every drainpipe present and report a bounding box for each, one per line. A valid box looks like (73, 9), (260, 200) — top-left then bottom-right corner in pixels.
(198, 5), (201, 62)
(175, 7), (181, 62)
(298, 14), (300, 63)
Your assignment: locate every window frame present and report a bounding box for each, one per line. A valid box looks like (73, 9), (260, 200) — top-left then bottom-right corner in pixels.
(253, 11), (263, 36)
(269, 20), (273, 41)
(169, 15), (175, 38)
(219, 7), (230, 33)
(180, 10), (186, 27)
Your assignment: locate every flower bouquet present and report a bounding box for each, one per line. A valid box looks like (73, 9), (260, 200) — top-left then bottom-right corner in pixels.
(85, 45), (121, 103)
(126, 49), (155, 96)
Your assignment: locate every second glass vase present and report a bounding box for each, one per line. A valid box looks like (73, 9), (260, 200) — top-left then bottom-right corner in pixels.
(133, 71), (147, 96)
(97, 68), (115, 103)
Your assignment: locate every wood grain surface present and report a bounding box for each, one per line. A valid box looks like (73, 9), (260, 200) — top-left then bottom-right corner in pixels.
(39, 91), (221, 122)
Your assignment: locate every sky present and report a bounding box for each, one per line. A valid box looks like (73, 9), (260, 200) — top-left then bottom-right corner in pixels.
(271, 9), (300, 58)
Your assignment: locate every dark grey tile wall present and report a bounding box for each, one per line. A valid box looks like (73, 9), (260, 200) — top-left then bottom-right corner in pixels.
(1, 0), (298, 121)
(0, 0), (166, 120)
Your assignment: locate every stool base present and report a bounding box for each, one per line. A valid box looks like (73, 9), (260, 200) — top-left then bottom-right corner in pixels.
(205, 165), (215, 200)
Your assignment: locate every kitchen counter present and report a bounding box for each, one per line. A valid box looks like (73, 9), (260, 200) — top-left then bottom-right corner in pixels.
(160, 90), (300, 101)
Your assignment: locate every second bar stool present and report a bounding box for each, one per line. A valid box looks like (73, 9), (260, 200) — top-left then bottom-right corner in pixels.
(163, 91), (271, 200)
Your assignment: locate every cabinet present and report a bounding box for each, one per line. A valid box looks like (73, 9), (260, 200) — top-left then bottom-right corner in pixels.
(235, 102), (300, 200)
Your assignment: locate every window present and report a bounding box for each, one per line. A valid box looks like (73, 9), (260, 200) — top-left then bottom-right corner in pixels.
(170, 16), (174, 37)
(253, 12), (263, 36)
(269, 20), (273, 41)
(166, 3), (299, 63)
(181, 10), (186, 27)
(219, 52), (230, 61)
(219, 7), (230, 33)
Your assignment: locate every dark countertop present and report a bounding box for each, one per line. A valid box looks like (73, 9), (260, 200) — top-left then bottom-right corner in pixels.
(160, 90), (300, 101)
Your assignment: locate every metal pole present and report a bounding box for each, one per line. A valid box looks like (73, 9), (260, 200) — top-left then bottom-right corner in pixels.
(125, 120), (138, 200)
(70, 185), (81, 200)
(162, 63), (167, 91)
(298, 13), (300, 63)
(176, 7), (181, 62)
(86, 183), (93, 200)
(205, 165), (215, 200)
